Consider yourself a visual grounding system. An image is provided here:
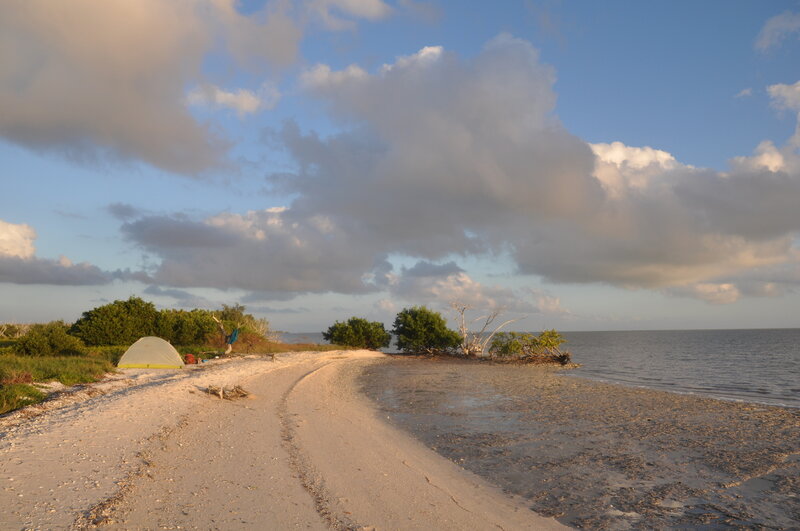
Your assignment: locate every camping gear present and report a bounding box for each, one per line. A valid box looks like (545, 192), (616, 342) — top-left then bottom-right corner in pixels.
(185, 353), (197, 364)
(117, 336), (185, 369)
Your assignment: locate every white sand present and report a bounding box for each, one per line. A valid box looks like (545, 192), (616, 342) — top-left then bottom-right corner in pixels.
(0, 350), (565, 530)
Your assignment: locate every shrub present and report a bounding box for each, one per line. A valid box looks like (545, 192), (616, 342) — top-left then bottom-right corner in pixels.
(155, 309), (217, 346)
(489, 329), (570, 364)
(323, 317), (391, 349)
(14, 321), (86, 356)
(392, 306), (460, 354)
(70, 296), (159, 346)
(212, 304), (275, 340)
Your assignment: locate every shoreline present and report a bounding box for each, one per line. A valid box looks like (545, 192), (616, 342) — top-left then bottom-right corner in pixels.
(360, 356), (800, 529)
(3, 350), (798, 529)
(0, 351), (565, 530)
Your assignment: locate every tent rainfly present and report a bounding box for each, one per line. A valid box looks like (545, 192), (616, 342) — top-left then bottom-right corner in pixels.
(117, 336), (185, 369)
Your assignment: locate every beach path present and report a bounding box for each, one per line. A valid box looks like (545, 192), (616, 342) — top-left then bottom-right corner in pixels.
(1, 350), (565, 530)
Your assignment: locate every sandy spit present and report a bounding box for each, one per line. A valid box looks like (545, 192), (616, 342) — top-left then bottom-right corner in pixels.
(0, 351), (565, 530)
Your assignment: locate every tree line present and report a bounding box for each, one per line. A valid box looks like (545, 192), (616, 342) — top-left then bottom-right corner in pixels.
(323, 306), (571, 364)
(10, 297), (272, 357)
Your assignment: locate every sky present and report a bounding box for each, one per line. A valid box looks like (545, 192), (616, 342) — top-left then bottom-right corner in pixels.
(2, 0), (800, 333)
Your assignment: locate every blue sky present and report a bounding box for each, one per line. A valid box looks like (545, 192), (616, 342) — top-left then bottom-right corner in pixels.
(2, 1), (800, 332)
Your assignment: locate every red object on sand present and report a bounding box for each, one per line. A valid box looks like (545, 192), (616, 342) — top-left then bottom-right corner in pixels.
(185, 353), (196, 364)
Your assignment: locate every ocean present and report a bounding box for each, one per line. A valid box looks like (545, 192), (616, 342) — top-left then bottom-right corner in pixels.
(283, 328), (800, 408)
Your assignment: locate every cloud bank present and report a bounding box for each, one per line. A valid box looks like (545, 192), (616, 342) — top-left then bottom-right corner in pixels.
(0, 219), (124, 285)
(8, 25), (800, 311)
(0, 0), (393, 176)
(114, 35), (800, 307)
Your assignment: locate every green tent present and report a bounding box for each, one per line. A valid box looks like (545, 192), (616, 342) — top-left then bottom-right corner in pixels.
(117, 336), (185, 369)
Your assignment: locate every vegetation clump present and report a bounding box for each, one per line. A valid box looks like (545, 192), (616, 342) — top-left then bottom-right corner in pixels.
(323, 317), (391, 349)
(392, 306), (461, 354)
(0, 355), (114, 414)
(489, 329), (571, 365)
(14, 321), (86, 357)
(155, 309), (217, 346)
(70, 296), (159, 346)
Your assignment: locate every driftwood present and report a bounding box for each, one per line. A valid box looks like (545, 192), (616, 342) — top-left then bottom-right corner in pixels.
(450, 302), (522, 357)
(204, 385), (250, 400)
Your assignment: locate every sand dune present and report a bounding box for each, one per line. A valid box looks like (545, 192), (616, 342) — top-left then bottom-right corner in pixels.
(0, 350), (564, 530)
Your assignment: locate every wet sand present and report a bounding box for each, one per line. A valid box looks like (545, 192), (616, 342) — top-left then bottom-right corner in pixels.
(360, 357), (800, 529)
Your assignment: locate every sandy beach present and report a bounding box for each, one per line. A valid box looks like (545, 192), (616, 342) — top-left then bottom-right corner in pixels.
(0, 351), (564, 530)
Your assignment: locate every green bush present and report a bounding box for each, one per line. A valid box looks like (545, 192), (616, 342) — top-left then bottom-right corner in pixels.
(14, 321), (86, 356)
(213, 304), (273, 339)
(155, 309), (217, 346)
(70, 296), (159, 346)
(392, 306), (460, 354)
(489, 329), (570, 364)
(323, 317), (391, 349)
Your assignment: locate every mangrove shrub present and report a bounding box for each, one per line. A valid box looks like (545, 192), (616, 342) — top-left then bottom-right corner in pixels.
(14, 321), (86, 356)
(392, 306), (460, 354)
(323, 317), (391, 349)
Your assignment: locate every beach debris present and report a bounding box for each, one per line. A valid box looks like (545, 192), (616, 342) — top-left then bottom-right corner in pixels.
(204, 384), (250, 400)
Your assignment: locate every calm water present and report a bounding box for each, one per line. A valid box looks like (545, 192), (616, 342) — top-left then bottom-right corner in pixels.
(282, 329), (800, 408)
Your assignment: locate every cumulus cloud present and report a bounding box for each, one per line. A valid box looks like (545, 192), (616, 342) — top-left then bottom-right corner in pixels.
(116, 36), (800, 306)
(288, 37), (800, 304)
(387, 260), (563, 314)
(0, 218), (142, 286)
(0, 0), (302, 175)
(0, 220), (36, 259)
(756, 11), (800, 51)
(186, 82), (281, 116)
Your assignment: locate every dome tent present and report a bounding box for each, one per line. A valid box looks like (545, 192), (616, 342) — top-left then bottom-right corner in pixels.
(117, 336), (185, 369)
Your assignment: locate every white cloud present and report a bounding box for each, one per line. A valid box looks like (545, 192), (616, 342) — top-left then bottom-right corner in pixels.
(768, 81), (800, 111)
(309, 0), (392, 30)
(735, 88), (753, 98)
(590, 141), (680, 197)
(381, 46), (443, 72)
(289, 36), (800, 303)
(0, 220), (36, 259)
(731, 140), (788, 172)
(388, 261), (558, 314)
(114, 36), (800, 307)
(0, 219), (126, 285)
(186, 82), (281, 116)
(756, 11), (800, 51)
(0, 0), (301, 175)
(301, 64), (369, 89)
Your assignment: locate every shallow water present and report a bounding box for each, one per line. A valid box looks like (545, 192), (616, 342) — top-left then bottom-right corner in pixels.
(286, 328), (800, 408)
(360, 358), (800, 529)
